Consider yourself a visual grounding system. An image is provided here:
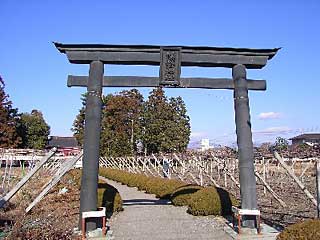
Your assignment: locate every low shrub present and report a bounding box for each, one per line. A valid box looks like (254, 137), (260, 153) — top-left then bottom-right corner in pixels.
(156, 179), (186, 199)
(143, 178), (185, 199)
(171, 185), (203, 206)
(98, 181), (123, 214)
(144, 177), (163, 194)
(277, 219), (320, 240)
(187, 187), (238, 216)
(99, 168), (185, 199)
(127, 174), (147, 188)
(135, 175), (150, 191)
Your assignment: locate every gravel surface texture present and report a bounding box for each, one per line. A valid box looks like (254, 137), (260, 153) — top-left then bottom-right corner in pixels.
(102, 177), (232, 240)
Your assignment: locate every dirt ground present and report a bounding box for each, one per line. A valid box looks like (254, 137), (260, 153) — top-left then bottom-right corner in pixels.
(0, 169), (82, 239)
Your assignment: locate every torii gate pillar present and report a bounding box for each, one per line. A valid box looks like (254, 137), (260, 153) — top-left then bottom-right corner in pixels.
(80, 61), (104, 230)
(233, 64), (257, 227)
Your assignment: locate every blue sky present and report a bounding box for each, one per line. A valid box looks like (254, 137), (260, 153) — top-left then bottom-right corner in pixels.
(1, 0), (319, 146)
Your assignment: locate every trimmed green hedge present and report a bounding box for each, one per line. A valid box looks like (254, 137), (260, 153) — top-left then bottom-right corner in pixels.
(277, 219), (320, 240)
(98, 180), (123, 213)
(64, 169), (123, 214)
(171, 185), (203, 206)
(99, 168), (238, 216)
(99, 168), (185, 199)
(187, 187), (237, 216)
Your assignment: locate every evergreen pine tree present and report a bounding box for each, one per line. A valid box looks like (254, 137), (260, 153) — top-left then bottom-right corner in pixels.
(101, 89), (144, 156)
(71, 93), (87, 146)
(168, 96), (191, 152)
(142, 87), (190, 153)
(17, 110), (50, 149)
(0, 76), (21, 148)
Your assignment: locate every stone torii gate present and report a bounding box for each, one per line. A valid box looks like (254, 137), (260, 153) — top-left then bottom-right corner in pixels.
(54, 42), (279, 230)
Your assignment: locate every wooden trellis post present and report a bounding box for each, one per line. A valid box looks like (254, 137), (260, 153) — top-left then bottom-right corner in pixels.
(274, 151), (317, 206)
(0, 148), (57, 208)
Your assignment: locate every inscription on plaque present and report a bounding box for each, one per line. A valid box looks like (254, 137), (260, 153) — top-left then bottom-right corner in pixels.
(160, 47), (181, 86)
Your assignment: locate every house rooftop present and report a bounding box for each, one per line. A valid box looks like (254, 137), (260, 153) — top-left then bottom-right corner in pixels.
(289, 133), (320, 140)
(47, 136), (79, 148)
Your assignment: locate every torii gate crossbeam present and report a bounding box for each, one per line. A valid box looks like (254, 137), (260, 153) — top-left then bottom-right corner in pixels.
(54, 42), (279, 231)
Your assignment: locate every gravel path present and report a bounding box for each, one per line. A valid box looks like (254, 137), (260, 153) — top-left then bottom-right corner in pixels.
(101, 177), (232, 240)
